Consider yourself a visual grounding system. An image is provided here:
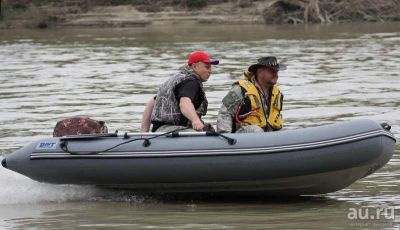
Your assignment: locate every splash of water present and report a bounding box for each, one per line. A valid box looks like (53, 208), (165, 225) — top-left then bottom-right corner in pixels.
(0, 156), (148, 205)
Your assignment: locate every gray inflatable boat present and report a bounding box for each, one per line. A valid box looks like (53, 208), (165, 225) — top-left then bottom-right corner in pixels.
(2, 119), (396, 196)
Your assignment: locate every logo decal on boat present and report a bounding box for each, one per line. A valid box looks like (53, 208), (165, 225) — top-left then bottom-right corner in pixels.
(36, 141), (58, 150)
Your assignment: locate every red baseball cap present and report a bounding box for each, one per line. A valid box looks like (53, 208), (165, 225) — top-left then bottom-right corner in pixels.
(188, 51), (219, 65)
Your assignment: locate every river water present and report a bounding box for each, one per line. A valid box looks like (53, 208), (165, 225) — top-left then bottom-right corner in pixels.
(0, 23), (399, 229)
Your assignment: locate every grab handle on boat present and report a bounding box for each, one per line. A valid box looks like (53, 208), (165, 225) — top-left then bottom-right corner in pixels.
(169, 131), (236, 145)
(380, 122), (391, 131)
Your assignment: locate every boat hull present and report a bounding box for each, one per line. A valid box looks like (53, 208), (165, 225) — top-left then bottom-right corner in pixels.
(3, 119), (396, 196)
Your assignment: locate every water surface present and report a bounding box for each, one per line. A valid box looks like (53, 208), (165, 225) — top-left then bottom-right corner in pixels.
(0, 23), (399, 229)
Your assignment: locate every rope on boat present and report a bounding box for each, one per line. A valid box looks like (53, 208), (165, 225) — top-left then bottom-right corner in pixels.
(60, 128), (236, 155)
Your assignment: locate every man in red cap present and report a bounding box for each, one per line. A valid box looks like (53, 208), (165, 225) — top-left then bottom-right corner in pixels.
(143, 51), (219, 132)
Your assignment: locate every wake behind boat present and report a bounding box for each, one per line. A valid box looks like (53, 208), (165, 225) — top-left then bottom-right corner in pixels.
(2, 119), (396, 196)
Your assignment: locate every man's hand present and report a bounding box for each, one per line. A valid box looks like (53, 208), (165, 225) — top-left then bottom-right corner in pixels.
(191, 119), (204, 131)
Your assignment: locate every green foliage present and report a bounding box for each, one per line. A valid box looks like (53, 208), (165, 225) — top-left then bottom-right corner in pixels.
(0, 0), (3, 20)
(187, 0), (207, 9)
(1, 1), (17, 20)
(0, 1), (50, 28)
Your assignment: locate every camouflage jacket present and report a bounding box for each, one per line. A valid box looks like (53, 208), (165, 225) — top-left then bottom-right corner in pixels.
(151, 65), (208, 126)
(217, 76), (272, 133)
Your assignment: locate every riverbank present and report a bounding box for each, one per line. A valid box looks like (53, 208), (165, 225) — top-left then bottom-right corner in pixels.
(0, 21), (399, 229)
(1, 1), (267, 29)
(0, 0), (399, 29)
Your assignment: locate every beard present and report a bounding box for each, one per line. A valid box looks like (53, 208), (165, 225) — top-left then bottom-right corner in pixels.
(265, 77), (278, 86)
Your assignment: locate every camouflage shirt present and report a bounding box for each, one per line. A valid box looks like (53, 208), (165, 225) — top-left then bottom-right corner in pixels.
(217, 76), (272, 133)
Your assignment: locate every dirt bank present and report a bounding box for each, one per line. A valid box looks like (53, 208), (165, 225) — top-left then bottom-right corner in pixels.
(0, 0), (399, 29)
(0, 0), (269, 29)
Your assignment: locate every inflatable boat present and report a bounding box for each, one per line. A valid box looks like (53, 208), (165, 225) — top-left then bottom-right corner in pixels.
(2, 119), (396, 196)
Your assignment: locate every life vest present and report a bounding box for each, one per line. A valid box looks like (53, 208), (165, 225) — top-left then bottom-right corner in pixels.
(236, 74), (283, 130)
(151, 65), (208, 127)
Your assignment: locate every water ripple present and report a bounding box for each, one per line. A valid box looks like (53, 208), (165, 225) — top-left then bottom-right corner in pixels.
(0, 25), (399, 229)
